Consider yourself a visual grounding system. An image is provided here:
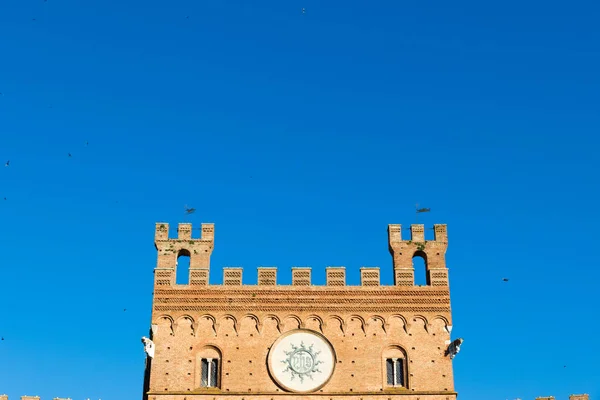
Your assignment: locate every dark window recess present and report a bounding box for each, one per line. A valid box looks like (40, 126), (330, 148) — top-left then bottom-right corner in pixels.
(211, 359), (219, 386)
(385, 358), (405, 387)
(386, 359), (394, 385)
(200, 358), (219, 388)
(201, 359), (208, 387)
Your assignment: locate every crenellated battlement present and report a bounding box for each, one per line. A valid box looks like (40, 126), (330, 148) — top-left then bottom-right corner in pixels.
(156, 265), (392, 287)
(388, 224), (449, 286)
(154, 222), (215, 242)
(154, 222), (215, 285)
(152, 223), (451, 288)
(387, 223), (448, 243)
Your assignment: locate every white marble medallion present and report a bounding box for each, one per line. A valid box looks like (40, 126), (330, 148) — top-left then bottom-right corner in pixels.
(267, 329), (336, 393)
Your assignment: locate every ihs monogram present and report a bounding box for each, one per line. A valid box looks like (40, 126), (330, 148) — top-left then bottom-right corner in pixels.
(281, 341), (324, 383)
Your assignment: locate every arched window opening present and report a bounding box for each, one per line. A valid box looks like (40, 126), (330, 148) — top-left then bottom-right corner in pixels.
(413, 251), (428, 286)
(383, 346), (408, 389)
(196, 346), (221, 389)
(176, 250), (191, 285)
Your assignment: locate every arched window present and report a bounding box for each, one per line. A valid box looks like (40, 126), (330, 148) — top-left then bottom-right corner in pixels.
(196, 346), (221, 389)
(176, 249), (191, 284)
(382, 346), (408, 388)
(412, 251), (428, 286)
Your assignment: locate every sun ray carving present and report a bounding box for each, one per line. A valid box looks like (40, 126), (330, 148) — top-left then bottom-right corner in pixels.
(280, 341), (324, 383)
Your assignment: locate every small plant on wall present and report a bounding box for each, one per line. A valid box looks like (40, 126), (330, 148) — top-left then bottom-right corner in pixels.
(407, 240), (426, 251)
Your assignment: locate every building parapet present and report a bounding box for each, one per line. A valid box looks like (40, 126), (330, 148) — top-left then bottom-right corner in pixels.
(326, 266), (346, 286)
(153, 223), (451, 288)
(156, 264), (442, 287)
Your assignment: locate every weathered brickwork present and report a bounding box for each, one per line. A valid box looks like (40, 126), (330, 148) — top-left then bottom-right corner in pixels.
(145, 223), (455, 400)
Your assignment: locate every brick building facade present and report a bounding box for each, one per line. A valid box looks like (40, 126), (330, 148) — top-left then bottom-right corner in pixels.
(143, 222), (456, 400)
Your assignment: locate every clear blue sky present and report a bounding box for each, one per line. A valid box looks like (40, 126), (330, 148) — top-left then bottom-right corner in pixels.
(1, 0), (599, 399)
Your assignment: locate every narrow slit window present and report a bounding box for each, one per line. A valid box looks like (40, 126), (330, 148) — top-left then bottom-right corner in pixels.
(210, 359), (219, 387)
(394, 358), (404, 386)
(201, 358), (209, 387)
(386, 358), (394, 385)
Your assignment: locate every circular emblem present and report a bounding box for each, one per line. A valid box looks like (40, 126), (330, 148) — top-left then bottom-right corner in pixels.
(289, 349), (314, 374)
(267, 329), (336, 393)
